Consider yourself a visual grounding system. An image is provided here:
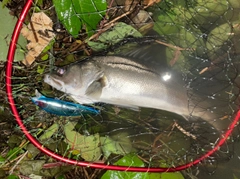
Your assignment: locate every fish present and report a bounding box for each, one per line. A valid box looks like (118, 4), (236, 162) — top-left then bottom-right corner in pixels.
(31, 90), (99, 116)
(43, 44), (227, 131)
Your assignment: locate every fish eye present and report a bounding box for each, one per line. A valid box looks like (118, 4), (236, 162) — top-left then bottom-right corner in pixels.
(57, 68), (65, 75)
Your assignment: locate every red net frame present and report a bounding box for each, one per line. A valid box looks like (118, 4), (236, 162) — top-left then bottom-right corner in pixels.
(5, 0), (240, 172)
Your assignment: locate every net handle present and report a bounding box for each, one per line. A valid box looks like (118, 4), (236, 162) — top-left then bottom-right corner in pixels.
(5, 0), (240, 172)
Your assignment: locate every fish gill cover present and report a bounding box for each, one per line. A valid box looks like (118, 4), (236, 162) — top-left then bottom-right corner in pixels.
(2, 0), (240, 178)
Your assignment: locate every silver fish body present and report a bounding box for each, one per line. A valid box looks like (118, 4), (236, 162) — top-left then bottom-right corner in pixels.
(44, 49), (227, 131)
(44, 56), (189, 118)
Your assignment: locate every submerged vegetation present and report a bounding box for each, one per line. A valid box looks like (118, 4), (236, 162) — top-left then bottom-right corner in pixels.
(1, 0), (240, 178)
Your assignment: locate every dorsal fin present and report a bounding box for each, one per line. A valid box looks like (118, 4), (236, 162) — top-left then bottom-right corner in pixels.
(111, 42), (170, 75)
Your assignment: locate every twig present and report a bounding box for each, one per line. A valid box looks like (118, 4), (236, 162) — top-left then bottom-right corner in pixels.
(9, 151), (28, 175)
(104, 10), (133, 28)
(172, 122), (197, 140)
(155, 40), (194, 66)
(199, 52), (229, 74)
(83, 167), (90, 179)
(88, 8), (135, 41)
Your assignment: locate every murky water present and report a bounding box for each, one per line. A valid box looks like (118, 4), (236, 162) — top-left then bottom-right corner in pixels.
(5, 0), (240, 178)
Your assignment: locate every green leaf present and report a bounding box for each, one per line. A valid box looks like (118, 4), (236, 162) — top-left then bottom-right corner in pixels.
(19, 160), (45, 176)
(191, 0), (228, 18)
(53, 0), (106, 37)
(151, 172), (185, 179)
(101, 154), (185, 179)
(26, 144), (41, 159)
(87, 41), (108, 51)
(0, 156), (5, 163)
(87, 22), (142, 51)
(53, 0), (82, 38)
(64, 122), (101, 161)
(0, 2), (27, 61)
(98, 22), (142, 43)
(7, 175), (19, 179)
(1, 0), (10, 8)
(101, 154), (149, 179)
(36, 0), (44, 7)
(56, 175), (66, 179)
(100, 133), (133, 158)
(206, 22), (232, 59)
(228, 0), (240, 8)
(114, 154), (144, 167)
(6, 147), (23, 160)
(72, 0), (107, 36)
(41, 39), (55, 61)
(39, 123), (59, 141)
(153, 9), (185, 36)
(37, 65), (45, 74)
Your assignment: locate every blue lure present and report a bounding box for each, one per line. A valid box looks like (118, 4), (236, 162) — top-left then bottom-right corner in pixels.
(31, 90), (99, 116)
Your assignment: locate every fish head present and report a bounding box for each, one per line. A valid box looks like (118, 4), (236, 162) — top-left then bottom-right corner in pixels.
(44, 61), (104, 100)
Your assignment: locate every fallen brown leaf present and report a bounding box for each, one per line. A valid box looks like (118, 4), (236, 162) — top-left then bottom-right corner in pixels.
(21, 12), (55, 66)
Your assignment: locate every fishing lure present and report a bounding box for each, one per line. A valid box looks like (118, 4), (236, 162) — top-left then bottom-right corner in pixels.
(31, 90), (99, 116)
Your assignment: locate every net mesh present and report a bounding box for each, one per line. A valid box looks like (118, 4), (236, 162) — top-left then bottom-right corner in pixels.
(2, 0), (240, 178)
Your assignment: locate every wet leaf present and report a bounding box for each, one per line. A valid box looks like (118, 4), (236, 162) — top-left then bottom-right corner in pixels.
(150, 172), (185, 179)
(40, 165), (72, 178)
(162, 25), (205, 72)
(100, 133), (133, 158)
(53, 0), (107, 37)
(0, 3), (27, 61)
(191, 0), (228, 18)
(6, 147), (23, 160)
(72, 0), (107, 36)
(40, 39), (55, 61)
(26, 144), (41, 159)
(28, 174), (43, 179)
(206, 22), (232, 59)
(171, 26), (205, 53)
(53, 0), (81, 38)
(187, 0), (228, 25)
(101, 154), (153, 179)
(36, 0), (44, 7)
(7, 175), (18, 179)
(98, 22), (142, 43)
(228, 0), (240, 8)
(39, 123), (59, 141)
(56, 175), (65, 179)
(102, 154), (185, 179)
(101, 154), (147, 179)
(0, 156), (5, 162)
(37, 65), (45, 74)
(19, 160), (45, 176)
(8, 135), (22, 148)
(87, 41), (108, 51)
(64, 122), (101, 161)
(153, 9), (185, 36)
(1, 0), (10, 8)
(88, 22), (142, 51)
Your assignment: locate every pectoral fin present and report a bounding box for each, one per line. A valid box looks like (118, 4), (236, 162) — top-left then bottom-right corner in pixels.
(85, 75), (107, 99)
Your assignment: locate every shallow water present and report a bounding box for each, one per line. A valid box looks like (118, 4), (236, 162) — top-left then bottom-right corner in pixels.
(6, 0), (240, 178)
